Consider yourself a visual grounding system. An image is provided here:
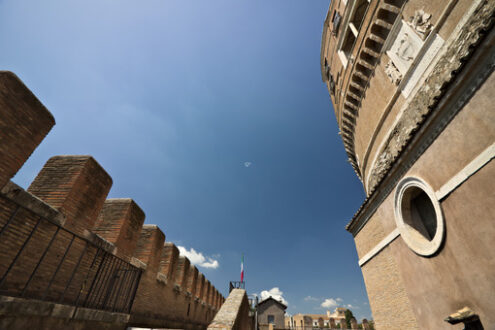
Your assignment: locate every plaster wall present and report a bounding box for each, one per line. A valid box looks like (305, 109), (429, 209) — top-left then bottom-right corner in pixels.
(355, 70), (495, 329)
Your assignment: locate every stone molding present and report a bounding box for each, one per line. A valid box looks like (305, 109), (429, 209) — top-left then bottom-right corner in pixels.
(367, 0), (495, 192)
(407, 9), (433, 40)
(385, 60), (402, 85)
(347, 2), (495, 235)
(0, 295), (130, 324)
(358, 144), (494, 264)
(435, 142), (495, 200)
(394, 177), (445, 256)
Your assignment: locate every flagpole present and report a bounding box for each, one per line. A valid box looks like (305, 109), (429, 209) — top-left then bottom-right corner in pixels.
(240, 253), (244, 284)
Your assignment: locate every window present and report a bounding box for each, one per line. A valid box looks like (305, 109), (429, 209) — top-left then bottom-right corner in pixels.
(268, 315), (275, 324)
(350, 0), (369, 32)
(394, 177), (445, 256)
(342, 30), (356, 57)
(329, 74), (335, 95)
(332, 10), (342, 36)
(337, 0), (370, 67)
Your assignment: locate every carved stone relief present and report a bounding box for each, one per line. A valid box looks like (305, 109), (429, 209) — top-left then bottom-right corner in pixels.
(385, 60), (402, 85)
(386, 20), (424, 75)
(408, 9), (433, 40)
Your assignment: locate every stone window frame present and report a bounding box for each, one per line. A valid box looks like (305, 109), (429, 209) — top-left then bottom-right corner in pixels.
(336, 0), (371, 68)
(394, 176), (445, 256)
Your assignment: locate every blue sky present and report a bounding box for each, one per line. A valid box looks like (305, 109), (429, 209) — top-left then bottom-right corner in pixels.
(1, 0), (370, 320)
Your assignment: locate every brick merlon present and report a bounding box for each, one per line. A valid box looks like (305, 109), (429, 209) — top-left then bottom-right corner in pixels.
(0, 71), (55, 188)
(27, 155), (112, 236)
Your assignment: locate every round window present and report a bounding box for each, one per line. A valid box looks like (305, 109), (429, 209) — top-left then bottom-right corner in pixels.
(394, 177), (444, 256)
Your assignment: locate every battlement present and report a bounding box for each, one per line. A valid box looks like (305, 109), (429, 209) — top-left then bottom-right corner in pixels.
(0, 71), (225, 329)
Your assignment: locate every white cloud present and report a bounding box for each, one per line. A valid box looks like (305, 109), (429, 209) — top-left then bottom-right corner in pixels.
(244, 162), (252, 167)
(346, 304), (358, 309)
(177, 246), (219, 269)
(304, 296), (319, 302)
(260, 287), (288, 306)
(321, 298), (338, 309)
(336, 298), (343, 302)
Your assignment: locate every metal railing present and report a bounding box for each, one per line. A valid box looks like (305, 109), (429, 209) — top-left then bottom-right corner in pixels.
(229, 281), (245, 292)
(0, 200), (142, 314)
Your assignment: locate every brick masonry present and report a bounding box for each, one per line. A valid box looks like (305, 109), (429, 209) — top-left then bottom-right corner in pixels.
(0, 71), (55, 189)
(0, 71), (225, 329)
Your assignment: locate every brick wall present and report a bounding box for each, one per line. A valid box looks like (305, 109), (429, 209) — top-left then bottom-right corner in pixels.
(0, 71), (55, 189)
(0, 71), (225, 329)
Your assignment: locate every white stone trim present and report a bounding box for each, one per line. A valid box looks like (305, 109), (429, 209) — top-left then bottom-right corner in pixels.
(394, 177), (445, 256)
(358, 144), (495, 267)
(436, 143), (495, 200)
(338, 50), (348, 68)
(358, 228), (400, 267)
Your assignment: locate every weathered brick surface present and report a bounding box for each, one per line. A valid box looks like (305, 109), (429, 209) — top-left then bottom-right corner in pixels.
(360, 246), (418, 329)
(196, 273), (205, 300)
(133, 225), (164, 274)
(0, 71), (55, 189)
(175, 256), (191, 289)
(354, 210), (388, 259)
(187, 266), (198, 296)
(160, 242), (180, 283)
(93, 199), (145, 260)
(0, 188), (119, 311)
(204, 280), (211, 305)
(28, 156), (112, 236)
(0, 73), (225, 329)
(130, 229), (222, 328)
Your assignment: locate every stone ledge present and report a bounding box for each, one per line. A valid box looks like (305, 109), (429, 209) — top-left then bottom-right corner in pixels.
(207, 289), (247, 330)
(130, 257), (147, 270)
(0, 295), (129, 324)
(0, 181), (65, 226)
(156, 272), (168, 285)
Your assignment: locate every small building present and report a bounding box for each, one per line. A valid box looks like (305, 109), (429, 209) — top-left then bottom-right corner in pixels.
(257, 297), (287, 330)
(286, 308), (348, 329)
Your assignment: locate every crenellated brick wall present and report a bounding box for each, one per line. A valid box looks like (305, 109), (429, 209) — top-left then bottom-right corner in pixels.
(0, 71), (225, 329)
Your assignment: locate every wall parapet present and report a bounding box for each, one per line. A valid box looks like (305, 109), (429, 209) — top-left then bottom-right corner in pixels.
(0, 71), (225, 329)
(208, 289), (251, 330)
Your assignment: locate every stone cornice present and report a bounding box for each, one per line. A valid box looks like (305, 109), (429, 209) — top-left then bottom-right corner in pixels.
(347, 3), (495, 235)
(367, 0), (495, 192)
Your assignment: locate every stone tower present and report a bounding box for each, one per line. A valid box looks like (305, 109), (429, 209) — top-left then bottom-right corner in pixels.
(321, 0), (495, 329)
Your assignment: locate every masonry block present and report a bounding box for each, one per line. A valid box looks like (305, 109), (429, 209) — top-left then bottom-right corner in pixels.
(204, 280), (211, 305)
(160, 242), (179, 283)
(187, 265), (199, 296)
(175, 256), (191, 289)
(27, 156), (112, 235)
(196, 273), (205, 300)
(211, 286), (216, 307)
(207, 289), (250, 330)
(214, 290), (219, 309)
(0, 71), (55, 188)
(209, 285), (215, 306)
(93, 198), (145, 259)
(133, 225), (165, 274)
(218, 291), (223, 309)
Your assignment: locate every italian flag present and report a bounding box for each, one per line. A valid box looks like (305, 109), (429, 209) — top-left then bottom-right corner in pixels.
(240, 254), (244, 282)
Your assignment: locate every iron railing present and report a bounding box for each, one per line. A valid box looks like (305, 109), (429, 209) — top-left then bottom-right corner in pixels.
(229, 281), (245, 292)
(0, 200), (142, 314)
